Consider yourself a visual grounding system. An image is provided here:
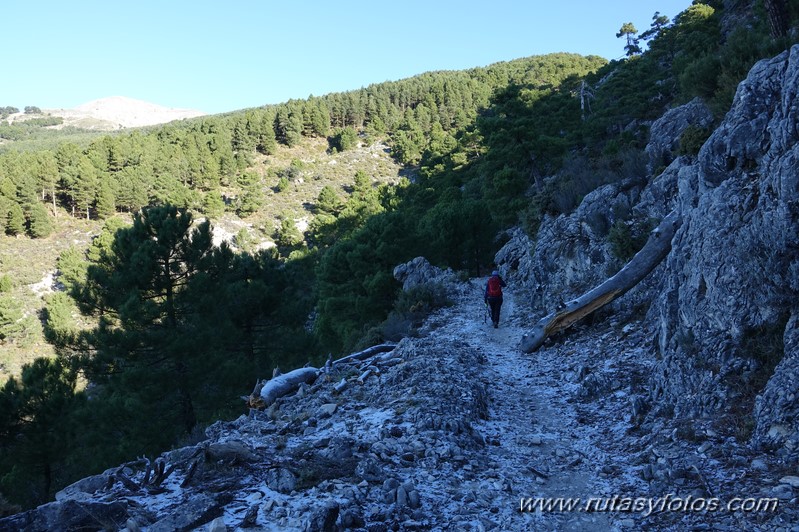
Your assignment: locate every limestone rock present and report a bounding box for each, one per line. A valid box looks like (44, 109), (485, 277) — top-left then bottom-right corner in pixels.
(393, 256), (456, 291)
(206, 440), (258, 462)
(0, 500), (128, 532)
(648, 46), (799, 440)
(645, 97), (713, 173)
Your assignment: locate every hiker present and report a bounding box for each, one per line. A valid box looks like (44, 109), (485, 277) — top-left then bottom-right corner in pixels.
(484, 270), (507, 328)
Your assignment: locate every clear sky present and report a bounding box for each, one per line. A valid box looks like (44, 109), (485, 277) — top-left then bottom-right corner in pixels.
(4, 1), (693, 115)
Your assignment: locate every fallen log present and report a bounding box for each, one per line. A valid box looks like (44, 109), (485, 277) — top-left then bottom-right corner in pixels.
(259, 367), (320, 407)
(333, 378), (348, 394)
(331, 343), (396, 367)
(520, 211), (682, 353)
(245, 344), (396, 409)
(357, 366), (380, 384)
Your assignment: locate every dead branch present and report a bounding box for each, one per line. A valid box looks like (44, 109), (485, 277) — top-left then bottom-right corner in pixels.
(357, 366), (380, 384)
(332, 343), (396, 367)
(180, 460), (200, 488)
(521, 211), (682, 353)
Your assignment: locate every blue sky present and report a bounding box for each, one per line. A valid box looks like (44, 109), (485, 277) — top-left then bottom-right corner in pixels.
(5, 1), (693, 115)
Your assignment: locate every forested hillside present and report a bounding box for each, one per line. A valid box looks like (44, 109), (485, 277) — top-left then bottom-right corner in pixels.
(1, 0), (797, 512)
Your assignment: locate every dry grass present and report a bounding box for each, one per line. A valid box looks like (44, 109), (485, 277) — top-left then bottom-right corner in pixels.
(0, 213), (102, 381)
(230, 137), (403, 239)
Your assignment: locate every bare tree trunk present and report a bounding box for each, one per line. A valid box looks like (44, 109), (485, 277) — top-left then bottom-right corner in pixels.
(764, 0), (789, 38)
(259, 367), (319, 407)
(520, 211), (682, 353)
(332, 343), (396, 367)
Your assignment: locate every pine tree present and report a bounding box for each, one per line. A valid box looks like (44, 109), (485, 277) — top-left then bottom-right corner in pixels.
(617, 22), (642, 57)
(231, 117), (255, 153)
(330, 127), (358, 152)
(640, 12), (671, 42)
(0, 294), (24, 341)
(15, 173), (38, 212)
(73, 157), (98, 219)
(236, 171), (264, 216)
(316, 185), (343, 215)
(0, 198), (9, 234)
(94, 177), (116, 219)
(56, 246), (88, 294)
(202, 189), (226, 219)
(0, 358), (80, 507)
(276, 218), (303, 250)
(36, 151), (59, 217)
(309, 99), (331, 137)
(55, 143), (83, 216)
(5, 202), (25, 236)
(43, 292), (77, 346)
(275, 105), (303, 147)
(115, 166), (150, 213)
(257, 111), (277, 155)
(77, 206), (219, 436)
(26, 201), (53, 238)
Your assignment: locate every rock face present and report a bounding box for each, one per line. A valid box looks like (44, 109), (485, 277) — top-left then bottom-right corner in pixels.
(502, 45), (799, 457)
(650, 46), (799, 451)
(645, 97), (714, 174)
(497, 97), (712, 319)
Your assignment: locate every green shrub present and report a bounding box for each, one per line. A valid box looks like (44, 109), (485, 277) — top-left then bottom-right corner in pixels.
(678, 125), (713, 156)
(26, 202), (53, 238)
(740, 317), (788, 392)
(720, 315), (789, 442)
(234, 228), (255, 252)
(43, 292), (77, 346)
(329, 127), (358, 152)
(678, 54), (721, 100)
(383, 283), (452, 333)
(0, 294), (25, 341)
(275, 176), (290, 193)
(202, 191), (226, 219)
(275, 218), (303, 250)
(608, 215), (656, 262)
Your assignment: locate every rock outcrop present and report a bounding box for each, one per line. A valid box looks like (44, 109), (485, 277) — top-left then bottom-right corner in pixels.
(504, 45), (799, 459)
(645, 97), (714, 174)
(649, 45), (799, 453)
(392, 256), (457, 292)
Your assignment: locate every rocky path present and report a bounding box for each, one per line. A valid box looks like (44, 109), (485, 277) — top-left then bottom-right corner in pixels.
(10, 274), (796, 531)
(425, 281), (631, 530)
(432, 280), (798, 532)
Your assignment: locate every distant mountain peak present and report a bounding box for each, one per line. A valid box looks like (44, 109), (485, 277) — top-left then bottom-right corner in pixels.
(30, 96), (206, 131)
(69, 96), (206, 128)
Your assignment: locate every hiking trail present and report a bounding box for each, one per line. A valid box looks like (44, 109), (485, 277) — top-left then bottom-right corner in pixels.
(419, 278), (648, 530)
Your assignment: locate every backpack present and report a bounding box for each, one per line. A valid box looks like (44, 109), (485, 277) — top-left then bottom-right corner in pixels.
(487, 276), (502, 298)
